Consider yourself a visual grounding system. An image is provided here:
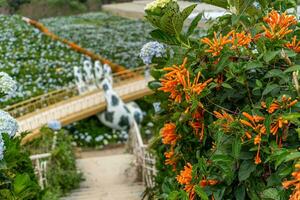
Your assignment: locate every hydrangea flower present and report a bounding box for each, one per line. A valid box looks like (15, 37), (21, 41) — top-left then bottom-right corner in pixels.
(48, 120), (62, 131)
(140, 41), (166, 65)
(0, 72), (17, 97)
(0, 110), (19, 138)
(145, 0), (177, 13)
(0, 135), (5, 160)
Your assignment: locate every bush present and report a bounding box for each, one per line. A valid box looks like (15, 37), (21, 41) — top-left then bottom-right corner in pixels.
(24, 128), (82, 199)
(145, 0), (300, 199)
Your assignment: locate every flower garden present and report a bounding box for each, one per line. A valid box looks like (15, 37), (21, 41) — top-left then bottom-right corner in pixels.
(0, 0), (300, 199)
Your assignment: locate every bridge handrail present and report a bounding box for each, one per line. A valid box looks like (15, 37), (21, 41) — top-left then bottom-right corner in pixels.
(129, 121), (156, 189)
(4, 66), (146, 119)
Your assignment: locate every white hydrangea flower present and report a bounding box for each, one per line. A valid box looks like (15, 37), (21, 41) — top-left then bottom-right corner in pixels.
(0, 110), (18, 138)
(0, 72), (16, 97)
(140, 41), (166, 65)
(0, 135), (5, 160)
(145, 0), (177, 12)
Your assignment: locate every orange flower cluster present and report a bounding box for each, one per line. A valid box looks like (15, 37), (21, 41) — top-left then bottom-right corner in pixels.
(164, 148), (177, 171)
(159, 58), (212, 103)
(213, 110), (235, 132)
(240, 112), (266, 164)
(262, 10), (297, 40)
(176, 163), (219, 200)
(160, 122), (178, 145)
(282, 163), (300, 200)
(286, 36), (300, 53)
(201, 32), (232, 57)
(201, 31), (252, 57)
(230, 31), (252, 49)
(261, 95), (298, 114)
(177, 163), (195, 199)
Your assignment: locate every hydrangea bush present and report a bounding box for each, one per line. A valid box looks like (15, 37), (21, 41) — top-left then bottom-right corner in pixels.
(145, 0), (300, 199)
(42, 12), (152, 69)
(0, 15), (87, 107)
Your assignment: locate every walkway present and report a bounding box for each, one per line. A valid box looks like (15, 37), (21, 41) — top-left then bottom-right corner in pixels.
(102, 0), (226, 21)
(61, 147), (144, 200)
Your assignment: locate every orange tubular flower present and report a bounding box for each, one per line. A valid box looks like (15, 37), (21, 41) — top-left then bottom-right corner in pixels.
(164, 148), (177, 171)
(282, 163), (300, 200)
(159, 58), (212, 103)
(177, 163), (195, 200)
(240, 112), (266, 164)
(213, 110), (235, 132)
(262, 10), (297, 40)
(190, 108), (206, 141)
(286, 36), (300, 53)
(229, 31), (252, 49)
(160, 123), (178, 145)
(201, 32), (232, 57)
(200, 179), (219, 187)
(270, 116), (289, 135)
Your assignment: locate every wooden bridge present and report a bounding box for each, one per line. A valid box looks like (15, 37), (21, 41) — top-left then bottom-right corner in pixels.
(4, 67), (153, 144)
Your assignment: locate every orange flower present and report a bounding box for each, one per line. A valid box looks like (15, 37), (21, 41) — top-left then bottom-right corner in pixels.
(201, 32), (232, 57)
(240, 112), (266, 164)
(213, 110), (235, 132)
(190, 108), (206, 141)
(270, 116), (289, 135)
(159, 58), (212, 103)
(164, 148), (177, 171)
(262, 10), (297, 40)
(262, 96), (298, 113)
(229, 31), (252, 49)
(282, 163), (300, 200)
(200, 179), (219, 187)
(286, 36), (300, 53)
(160, 123), (178, 145)
(177, 163), (195, 199)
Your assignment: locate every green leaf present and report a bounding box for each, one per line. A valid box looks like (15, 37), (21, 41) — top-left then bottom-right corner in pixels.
(148, 81), (162, 90)
(235, 185), (246, 200)
(244, 61), (263, 70)
(261, 188), (280, 200)
(232, 138), (241, 159)
(264, 69), (284, 79)
(263, 50), (280, 63)
(150, 29), (179, 45)
(284, 152), (300, 162)
(194, 185), (209, 200)
(262, 84), (279, 96)
(222, 83), (233, 89)
(202, 0), (228, 9)
(181, 4), (197, 21)
(284, 65), (300, 73)
(238, 160), (256, 181)
(256, 79), (263, 88)
(186, 12), (202, 36)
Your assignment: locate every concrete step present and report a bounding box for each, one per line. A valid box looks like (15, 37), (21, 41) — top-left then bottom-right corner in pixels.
(60, 150), (144, 200)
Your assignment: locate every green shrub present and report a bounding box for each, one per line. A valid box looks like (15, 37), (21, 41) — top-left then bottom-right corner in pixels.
(0, 134), (41, 200)
(144, 0), (300, 199)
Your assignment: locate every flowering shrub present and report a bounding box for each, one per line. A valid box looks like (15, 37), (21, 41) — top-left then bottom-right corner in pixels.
(145, 0), (300, 199)
(42, 12), (152, 69)
(0, 15), (87, 107)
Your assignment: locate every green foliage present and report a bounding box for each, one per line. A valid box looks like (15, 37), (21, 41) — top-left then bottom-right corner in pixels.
(24, 128), (82, 199)
(144, 0), (300, 199)
(0, 134), (41, 200)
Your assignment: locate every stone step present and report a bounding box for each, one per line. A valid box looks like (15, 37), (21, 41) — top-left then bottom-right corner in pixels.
(60, 149), (145, 200)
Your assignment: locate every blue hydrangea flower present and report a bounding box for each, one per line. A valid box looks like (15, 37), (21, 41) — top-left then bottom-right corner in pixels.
(0, 110), (19, 138)
(0, 72), (17, 97)
(48, 120), (62, 131)
(0, 135), (5, 160)
(140, 41), (166, 65)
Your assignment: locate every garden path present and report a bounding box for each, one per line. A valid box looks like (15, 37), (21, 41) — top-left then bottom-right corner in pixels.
(61, 147), (144, 200)
(102, 0), (226, 22)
